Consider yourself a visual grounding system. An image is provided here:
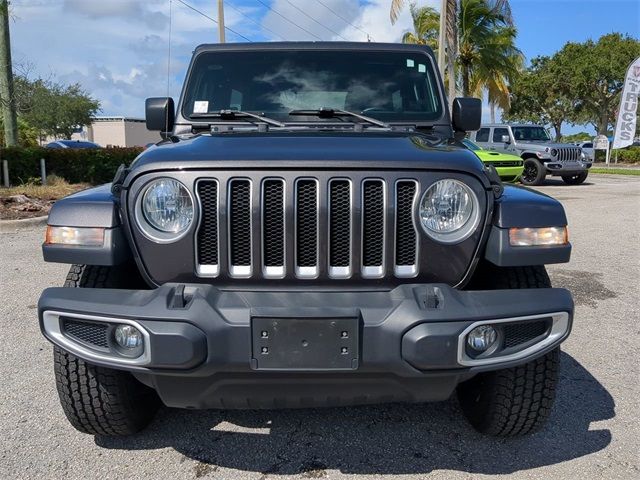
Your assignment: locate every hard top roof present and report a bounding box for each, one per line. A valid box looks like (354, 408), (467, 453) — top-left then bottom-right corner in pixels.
(193, 41), (435, 56)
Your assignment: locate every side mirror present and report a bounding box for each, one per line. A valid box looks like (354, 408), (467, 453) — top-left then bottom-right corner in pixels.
(452, 97), (481, 132)
(501, 135), (511, 144)
(145, 97), (175, 132)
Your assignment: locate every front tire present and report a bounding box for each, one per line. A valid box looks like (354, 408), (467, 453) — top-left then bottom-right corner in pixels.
(458, 265), (560, 436)
(520, 158), (545, 186)
(562, 172), (588, 185)
(53, 265), (160, 436)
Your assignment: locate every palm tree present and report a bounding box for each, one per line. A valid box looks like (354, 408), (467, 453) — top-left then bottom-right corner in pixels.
(390, 0), (406, 24)
(392, 0), (521, 119)
(402, 4), (439, 49)
(457, 0), (523, 110)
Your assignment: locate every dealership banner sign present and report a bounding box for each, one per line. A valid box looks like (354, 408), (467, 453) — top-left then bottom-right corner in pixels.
(613, 57), (640, 149)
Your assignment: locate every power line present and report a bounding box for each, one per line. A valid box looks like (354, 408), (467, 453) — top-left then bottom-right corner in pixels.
(282, 0), (348, 41)
(316, 0), (374, 41)
(255, 0), (323, 41)
(226, 1), (289, 41)
(174, 0), (252, 42)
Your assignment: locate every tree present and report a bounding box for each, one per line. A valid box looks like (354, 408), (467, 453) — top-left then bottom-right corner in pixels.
(457, 0), (522, 101)
(0, 117), (38, 147)
(394, 0), (520, 116)
(555, 33), (640, 134)
(504, 56), (574, 140)
(402, 3), (439, 49)
(16, 76), (100, 142)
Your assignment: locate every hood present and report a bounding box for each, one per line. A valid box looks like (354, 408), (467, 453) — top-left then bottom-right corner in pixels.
(516, 140), (577, 150)
(129, 131), (487, 177)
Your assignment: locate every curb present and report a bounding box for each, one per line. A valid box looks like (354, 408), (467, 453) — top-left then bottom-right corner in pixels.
(0, 215), (48, 233)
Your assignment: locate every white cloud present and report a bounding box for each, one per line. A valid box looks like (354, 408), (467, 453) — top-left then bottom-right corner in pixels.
(10, 0), (439, 117)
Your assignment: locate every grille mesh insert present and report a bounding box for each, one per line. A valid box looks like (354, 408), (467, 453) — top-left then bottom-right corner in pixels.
(395, 181), (417, 266)
(229, 180), (251, 266)
(296, 180), (318, 267)
(62, 318), (109, 349)
(362, 181), (384, 266)
(329, 180), (351, 267)
(504, 320), (550, 348)
(263, 180), (285, 267)
(197, 181), (218, 265)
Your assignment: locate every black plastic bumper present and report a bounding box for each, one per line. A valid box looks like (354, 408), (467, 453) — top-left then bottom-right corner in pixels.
(38, 284), (573, 408)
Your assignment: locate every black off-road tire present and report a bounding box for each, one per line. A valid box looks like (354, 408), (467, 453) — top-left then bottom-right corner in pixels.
(458, 264), (560, 436)
(520, 158), (545, 186)
(561, 171), (588, 185)
(53, 265), (160, 436)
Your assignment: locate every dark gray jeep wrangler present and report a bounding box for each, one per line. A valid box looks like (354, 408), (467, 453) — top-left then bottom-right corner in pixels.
(38, 43), (574, 437)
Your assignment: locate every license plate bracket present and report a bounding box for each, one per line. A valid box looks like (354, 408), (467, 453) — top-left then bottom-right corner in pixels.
(251, 317), (359, 371)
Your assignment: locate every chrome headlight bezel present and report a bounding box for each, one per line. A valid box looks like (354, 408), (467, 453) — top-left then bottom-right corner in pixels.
(134, 177), (195, 243)
(418, 179), (481, 244)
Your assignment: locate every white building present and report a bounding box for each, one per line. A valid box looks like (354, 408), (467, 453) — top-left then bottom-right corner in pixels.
(68, 116), (160, 147)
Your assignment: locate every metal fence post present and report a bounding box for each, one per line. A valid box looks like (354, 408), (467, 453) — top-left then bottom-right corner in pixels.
(40, 158), (47, 185)
(2, 159), (8, 187)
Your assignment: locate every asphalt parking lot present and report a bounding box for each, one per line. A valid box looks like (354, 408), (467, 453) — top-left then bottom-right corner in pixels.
(1, 174), (639, 480)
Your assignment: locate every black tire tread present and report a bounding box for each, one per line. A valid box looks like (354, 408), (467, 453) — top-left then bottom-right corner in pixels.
(561, 172), (588, 185)
(458, 348), (559, 436)
(458, 264), (559, 436)
(54, 264), (159, 436)
(54, 346), (159, 436)
(520, 157), (545, 186)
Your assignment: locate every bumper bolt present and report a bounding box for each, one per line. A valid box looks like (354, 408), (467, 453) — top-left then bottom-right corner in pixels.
(261, 347), (269, 354)
(341, 331), (348, 338)
(341, 347), (348, 354)
(261, 331), (269, 338)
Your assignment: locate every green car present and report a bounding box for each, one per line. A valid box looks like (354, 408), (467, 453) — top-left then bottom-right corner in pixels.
(462, 139), (524, 183)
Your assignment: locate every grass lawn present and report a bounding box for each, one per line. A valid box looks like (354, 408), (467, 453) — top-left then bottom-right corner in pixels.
(590, 168), (640, 176)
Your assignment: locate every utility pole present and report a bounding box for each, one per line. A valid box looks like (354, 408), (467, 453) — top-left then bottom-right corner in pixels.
(0, 0), (18, 146)
(217, 0), (226, 43)
(437, 0), (446, 77)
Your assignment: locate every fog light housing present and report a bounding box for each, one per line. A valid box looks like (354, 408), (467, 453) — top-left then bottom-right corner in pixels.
(114, 324), (144, 357)
(467, 325), (498, 352)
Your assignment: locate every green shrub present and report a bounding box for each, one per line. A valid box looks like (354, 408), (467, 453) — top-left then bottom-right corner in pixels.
(614, 146), (640, 164)
(1, 146), (142, 185)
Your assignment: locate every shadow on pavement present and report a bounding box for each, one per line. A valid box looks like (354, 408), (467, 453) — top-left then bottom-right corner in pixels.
(96, 352), (613, 476)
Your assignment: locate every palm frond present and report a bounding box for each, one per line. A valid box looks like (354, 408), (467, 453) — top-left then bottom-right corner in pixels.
(390, 0), (406, 24)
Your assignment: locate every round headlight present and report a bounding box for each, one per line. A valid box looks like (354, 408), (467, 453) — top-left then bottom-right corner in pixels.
(550, 148), (558, 157)
(419, 179), (479, 243)
(138, 178), (194, 241)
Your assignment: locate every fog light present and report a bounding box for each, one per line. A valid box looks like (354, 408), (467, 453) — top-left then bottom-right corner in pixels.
(114, 324), (143, 350)
(467, 325), (498, 352)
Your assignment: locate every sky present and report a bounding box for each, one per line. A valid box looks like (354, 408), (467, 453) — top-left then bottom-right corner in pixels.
(9, 0), (640, 134)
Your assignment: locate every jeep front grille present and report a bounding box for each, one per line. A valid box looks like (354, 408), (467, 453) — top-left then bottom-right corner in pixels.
(195, 176), (421, 280)
(553, 147), (581, 162)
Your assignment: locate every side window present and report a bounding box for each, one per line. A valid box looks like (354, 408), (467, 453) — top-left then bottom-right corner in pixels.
(493, 127), (510, 142)
(583, 143), (593, 148)
(475, 128), (490, 142)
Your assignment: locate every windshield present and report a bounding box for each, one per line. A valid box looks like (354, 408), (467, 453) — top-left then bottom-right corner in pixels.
(512, 127), (551, 142)
(462, 138), (481, 151)
(182, 50), (443, 124)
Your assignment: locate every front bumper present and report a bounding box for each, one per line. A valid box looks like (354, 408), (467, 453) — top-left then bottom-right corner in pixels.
(38, 284), (573, 408)
(544, 160), (592, 175)
(494, 165), (524, 182)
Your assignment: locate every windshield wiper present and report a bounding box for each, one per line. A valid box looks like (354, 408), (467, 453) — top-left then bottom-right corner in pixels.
(289, 107), (389, 128)
(192, 110), (286, 128)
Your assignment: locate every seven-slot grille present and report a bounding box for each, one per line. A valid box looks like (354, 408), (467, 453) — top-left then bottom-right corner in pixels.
(196, 176), (420, 280)
(553, 147), (581, 162)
